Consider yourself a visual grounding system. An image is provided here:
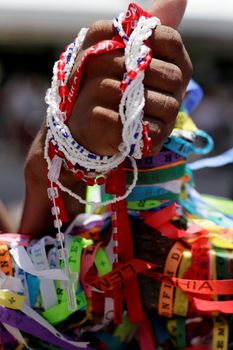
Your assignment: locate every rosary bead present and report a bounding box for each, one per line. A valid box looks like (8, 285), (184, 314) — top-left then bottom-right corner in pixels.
(138, 61), (147, 71)
(56, 232), (65, 241)
(147, 137), (152, 148)
(58, 247), (68, 260)
(112, 219), (118, 228)
(143, 137), (152, 156)
(51, 206), (60, 216)
(145, 53), (152, 65)
(85, 178), (95, 186)
(59, 85), (69, 97)
(120, 81), (128, 91)
(112, 233), (118, 241)
(54, 218), (63, 229)
(95, 176), (106, 185)
(57, 61), (65, 69)
(128, 70), (137, 79)
(112, 227), (118, 234)
(143, 121), (150, 133)
(74, 170), (84, 181)
(57, 71), (65, 80)
(113, 246), (120, 254)
(59, 101), (66, 112)
(47, 187), (59, 199)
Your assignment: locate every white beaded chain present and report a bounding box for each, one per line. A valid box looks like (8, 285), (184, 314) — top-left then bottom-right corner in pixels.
(120, 16), (161, 158)
(45, 28), (88, 123)
(44, 12), (160, 207)
(43, 9), (160, 310)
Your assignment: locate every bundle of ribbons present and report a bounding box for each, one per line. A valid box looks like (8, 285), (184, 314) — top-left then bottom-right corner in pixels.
(1, 3), (233, 350)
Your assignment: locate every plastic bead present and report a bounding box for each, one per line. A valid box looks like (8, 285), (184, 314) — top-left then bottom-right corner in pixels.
(66, 160), (74, 169)
(120, 81), (128, 91)
(85, 178), (95, 186)
(59, 101), (66, 112)
(128, 70), (137, 79)
(143, 121), (150, 133)
(54, 218), (62, 229)
(57, 71), (65, 80)
(138, 61), (148, 71)
(74, 170), (84, 181)
(59, 85), (69, 97)
(112, 219), (118, 228)
(145, 137), (152, 148)
(47, 187), (59, 199)
(56, 232), (65, 241)
(112, 233), (118, 241)
(51, 206), (60, 216)
(143, 137), (152, 156)
(113, 246), (120, 254)
(95, 176), (106, 185)
(58, 248), (68, 260)
(145, 53), (152, 65)
(57, 61), (65, 69)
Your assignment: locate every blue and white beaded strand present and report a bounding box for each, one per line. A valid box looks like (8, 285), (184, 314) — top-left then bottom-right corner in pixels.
(45, 29), (88, 311)
(118, 15), (161, 159)
(45, 14), (159, 205)
(45, 15), (160, 206)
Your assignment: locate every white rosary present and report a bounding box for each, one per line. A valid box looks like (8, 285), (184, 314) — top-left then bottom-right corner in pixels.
(44, 13), (160, 207)
(43, 8), (160, 311)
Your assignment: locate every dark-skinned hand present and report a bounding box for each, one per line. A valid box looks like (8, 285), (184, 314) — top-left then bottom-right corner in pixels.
(19, 0), (192, 237)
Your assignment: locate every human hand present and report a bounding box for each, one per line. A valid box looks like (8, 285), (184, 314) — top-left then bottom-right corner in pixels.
(68, 0), (192, 156)
(19, 0), (192, 236)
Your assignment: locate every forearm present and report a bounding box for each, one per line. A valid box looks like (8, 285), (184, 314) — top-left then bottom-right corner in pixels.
(19, 177), (86, 237)
(19, 126), (86, 237)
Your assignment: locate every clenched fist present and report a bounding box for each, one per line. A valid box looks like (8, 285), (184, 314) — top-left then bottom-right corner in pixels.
(19, 0), (192, 236)
(69, 22), (192, 155)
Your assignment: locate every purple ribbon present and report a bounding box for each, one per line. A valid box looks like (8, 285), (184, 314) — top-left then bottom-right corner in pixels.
(125, 150), (184, 169)
(0, 324), (16, 350)
(0, 307), (94, 350)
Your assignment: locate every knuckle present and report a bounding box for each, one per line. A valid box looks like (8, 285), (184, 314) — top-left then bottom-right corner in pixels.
(164, 26), (183, 51)
(86, 76), (121, 105)
(87, 20), (105, 38)
(99, 77), (119, 91)
(90, 105), (121, 155)
(169, 65), (183, 88)
(163, 96), (180, 118)
(84, 20), (112, 47)
(172, 33), (183, 52)
(84, 52), (124, 80)
(91, 105), (104, 119)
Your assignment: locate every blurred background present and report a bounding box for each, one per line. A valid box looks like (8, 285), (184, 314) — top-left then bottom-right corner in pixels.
(0, 0), (232, 228)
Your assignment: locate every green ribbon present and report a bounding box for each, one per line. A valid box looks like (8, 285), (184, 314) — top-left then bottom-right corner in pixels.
(113, 315), (137, 343)
(175, 317), (187, 349)
(42, 237), (93, 324)
(202, 195), (233, 216)
(127, 199), (166, 211)
(95, 247), (112, 276)
(127, 163), (186, 185)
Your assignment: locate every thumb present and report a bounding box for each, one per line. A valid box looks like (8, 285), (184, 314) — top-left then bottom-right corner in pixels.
(147, 0), (187, 29)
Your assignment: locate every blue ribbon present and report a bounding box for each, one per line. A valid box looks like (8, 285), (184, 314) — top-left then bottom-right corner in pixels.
(164, 130), (214, 158)
(189, 147), (233, 170)
(182, 79), (203, 114)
